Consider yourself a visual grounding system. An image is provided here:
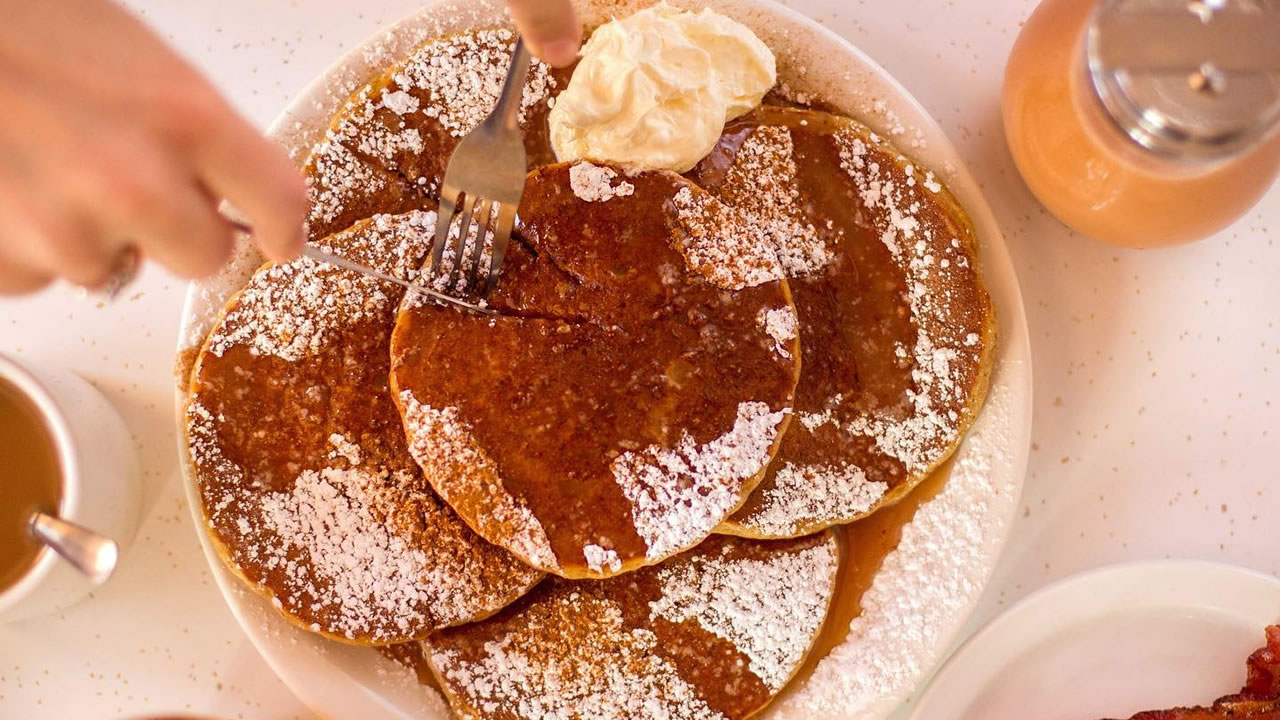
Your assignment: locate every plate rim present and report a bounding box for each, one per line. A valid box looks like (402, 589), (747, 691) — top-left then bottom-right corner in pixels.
(172, 0), (1035, 717)
(907, 559), (1280, 720)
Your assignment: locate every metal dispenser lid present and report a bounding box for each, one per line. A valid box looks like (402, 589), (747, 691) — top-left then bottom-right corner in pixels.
(1087, 0), (1280, 163)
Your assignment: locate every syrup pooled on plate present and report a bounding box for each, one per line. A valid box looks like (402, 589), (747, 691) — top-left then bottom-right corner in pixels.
(789, 456), (954, 691)
(0, 376), (61, 592)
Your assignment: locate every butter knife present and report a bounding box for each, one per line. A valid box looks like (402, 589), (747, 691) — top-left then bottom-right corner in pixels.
(299, 245), (495, 315)
(225, 217), (495, 316)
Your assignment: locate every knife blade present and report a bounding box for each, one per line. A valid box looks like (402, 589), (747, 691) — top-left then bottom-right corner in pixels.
(299, 246), (496, 316)
(224, 216), (495, 316)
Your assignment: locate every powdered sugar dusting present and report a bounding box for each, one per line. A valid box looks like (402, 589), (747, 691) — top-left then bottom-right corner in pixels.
(257, 467), (435, 640)
(189, 403), (539, 645)
(325, 85), (427, 164)
(759, 305), (798, 359)
(718, 125), (833, 276)
(391, 28), (554, 138)
(431, 592), (721, 720)
(568, 162), (636, 203)
(186, 401), (245, 498)
(306, 138), (394, 230)
(398, 390), (559, 571)
(303, 27), (555, 233)
(429, 534), (842, 720)
(835, 131), (970, 474)
(191, 395), (518, 642)
(797, 394), (842, 432)
(649, 537), (839, 691)
(712, 115), (992, 539)
(251, 462), (529, 640)
(205, 211), (435, 363)
(670, 186), (785, 291)
(583, 544), (623, 574)
(206, 259), (390, 363)
(771, 384), (1017, 719)
(327, 433), (363, 466)
(739, 462), (888, 537)
(186, 207), (544, 644)
(381, 89), (420, 115)
(613, 401), (786, 560)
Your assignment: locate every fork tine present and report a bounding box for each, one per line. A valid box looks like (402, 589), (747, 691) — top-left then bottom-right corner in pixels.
(432, 182), (459, 272)
(446, 193), (479, 291)
(465, 198), (495, 291)
(484, 203), (517, 294)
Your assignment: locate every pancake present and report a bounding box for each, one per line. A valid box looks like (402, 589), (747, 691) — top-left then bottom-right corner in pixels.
(427, 532), (841, 720)
(378, 642), (438, 689)
(303, 27), (569, 240)
(185, 211), (542, 646)
(689, 106), (997, 539)
(389, 162), (800, 579)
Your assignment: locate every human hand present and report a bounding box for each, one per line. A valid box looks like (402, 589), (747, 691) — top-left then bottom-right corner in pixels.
(0, 0), (307, 295)
(506, 0), (583, 67)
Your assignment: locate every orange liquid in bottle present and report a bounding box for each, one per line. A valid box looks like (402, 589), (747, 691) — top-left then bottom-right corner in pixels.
(1002, 0), (1280, 248)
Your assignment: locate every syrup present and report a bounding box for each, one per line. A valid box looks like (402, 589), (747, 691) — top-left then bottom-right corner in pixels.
(781, 456), (954, 696)
(1002, 0), (1280, 247)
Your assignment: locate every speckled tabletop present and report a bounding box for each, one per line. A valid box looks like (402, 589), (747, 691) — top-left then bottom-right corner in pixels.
(0, 0), (1276, 718)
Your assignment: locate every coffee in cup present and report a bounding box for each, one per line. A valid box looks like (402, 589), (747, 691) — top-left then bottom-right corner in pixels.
(0, 374), (62, 592)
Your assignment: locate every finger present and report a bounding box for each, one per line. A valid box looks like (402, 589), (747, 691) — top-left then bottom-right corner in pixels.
(506, 0), (582, 67)
(0, 256), (52, 295)
(0, 160), (51, 293)
(63, 138), (234, 280)
(31, 217), (117, 287)
(108, 178), (233, 281)
(121, 181), (233, 280)
(0, 175), (113, 287)
(190, 100), (308, 263)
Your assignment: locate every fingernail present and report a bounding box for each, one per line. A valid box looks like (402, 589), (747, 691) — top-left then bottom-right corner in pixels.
(539, 39), (580, 68)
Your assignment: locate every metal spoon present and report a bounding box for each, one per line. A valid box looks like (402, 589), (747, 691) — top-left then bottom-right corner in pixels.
(28, 512), (118, 585)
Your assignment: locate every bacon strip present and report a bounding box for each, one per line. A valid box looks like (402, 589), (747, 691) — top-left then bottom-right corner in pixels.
(1103, 626), (1280, 720)
(1243, 625), (1280, 699)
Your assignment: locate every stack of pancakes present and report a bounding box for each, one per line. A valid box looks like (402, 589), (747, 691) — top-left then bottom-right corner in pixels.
(183, 23), (995, 720)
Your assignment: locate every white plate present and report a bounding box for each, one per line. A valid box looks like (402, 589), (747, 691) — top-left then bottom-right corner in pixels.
(908, 561), (1280, 720)
(173, 1), (1034, 718)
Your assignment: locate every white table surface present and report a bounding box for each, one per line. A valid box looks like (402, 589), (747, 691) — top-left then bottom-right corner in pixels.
(1, 0), (1277, 718)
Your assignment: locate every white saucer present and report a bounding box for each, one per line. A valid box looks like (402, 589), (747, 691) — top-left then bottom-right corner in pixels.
(908, 561), (1280, 720)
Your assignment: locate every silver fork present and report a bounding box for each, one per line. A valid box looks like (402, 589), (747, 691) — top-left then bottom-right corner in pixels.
(430, 36), (531, 295)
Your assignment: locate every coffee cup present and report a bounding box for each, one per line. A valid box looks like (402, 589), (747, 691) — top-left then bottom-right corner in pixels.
(0, 353), (141, 622)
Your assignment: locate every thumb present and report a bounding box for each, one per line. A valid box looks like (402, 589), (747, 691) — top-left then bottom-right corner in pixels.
(507, 0), (582, 67)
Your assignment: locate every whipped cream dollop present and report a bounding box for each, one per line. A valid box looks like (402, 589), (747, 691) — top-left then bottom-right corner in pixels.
(548, 2), (776, 173)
